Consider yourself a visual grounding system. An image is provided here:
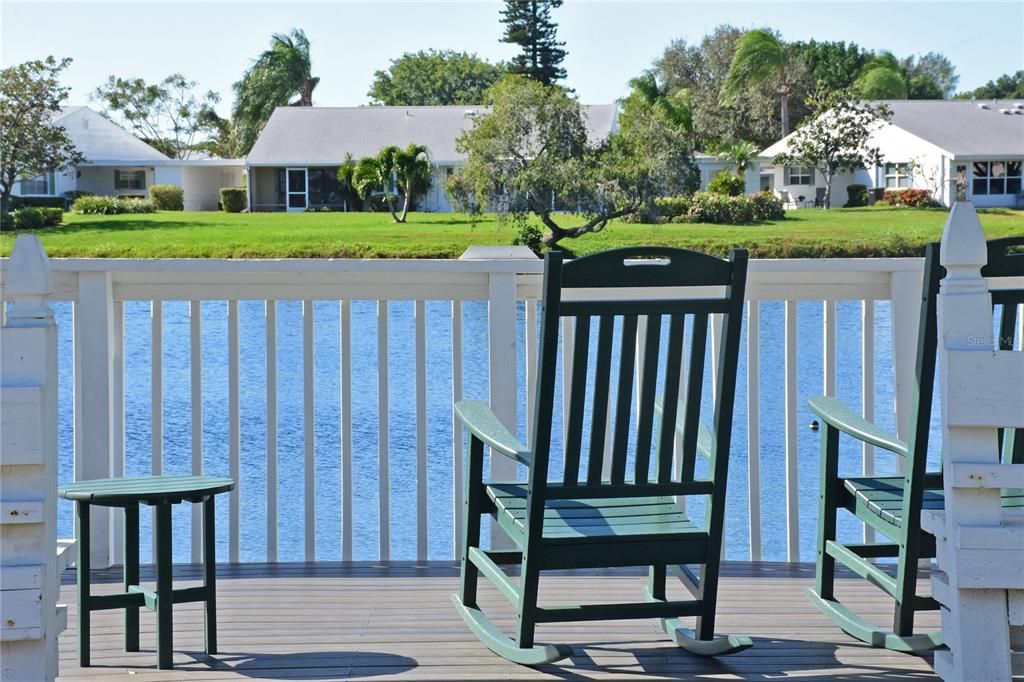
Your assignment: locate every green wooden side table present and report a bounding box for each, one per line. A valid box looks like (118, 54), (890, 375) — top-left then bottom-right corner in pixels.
(58, 475), (234, 670)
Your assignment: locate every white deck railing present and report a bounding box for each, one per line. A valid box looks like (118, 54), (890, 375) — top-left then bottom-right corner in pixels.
(1, 252), (933, 568)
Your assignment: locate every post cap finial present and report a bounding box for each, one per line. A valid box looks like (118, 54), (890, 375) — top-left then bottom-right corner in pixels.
(6, 235), (53, 297)
(939, 201), (986, 271)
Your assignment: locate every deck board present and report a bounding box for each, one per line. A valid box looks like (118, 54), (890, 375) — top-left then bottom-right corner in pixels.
(57, 562), (940, 680)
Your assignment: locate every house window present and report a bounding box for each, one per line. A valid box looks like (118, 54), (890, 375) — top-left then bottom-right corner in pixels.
(955, 165), (967, 201)
(114, 169), (146, 191)
(973, 160), (1022, 195)
(19, 172), (53, 195)
(784, 166), (813, 185)
(884, 163), (912, 188)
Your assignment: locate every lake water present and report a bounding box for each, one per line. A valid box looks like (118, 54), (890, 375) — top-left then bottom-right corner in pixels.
(52, 299), (939, 564)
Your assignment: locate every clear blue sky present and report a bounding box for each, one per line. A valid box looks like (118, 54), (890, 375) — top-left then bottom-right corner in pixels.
(3, 1), (1021, 116)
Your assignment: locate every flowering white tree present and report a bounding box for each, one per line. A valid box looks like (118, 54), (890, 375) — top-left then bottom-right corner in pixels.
(772, 91), (890, 209)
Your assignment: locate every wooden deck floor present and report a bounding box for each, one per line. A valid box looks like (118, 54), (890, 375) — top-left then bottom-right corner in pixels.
(57, 562), (940, 681)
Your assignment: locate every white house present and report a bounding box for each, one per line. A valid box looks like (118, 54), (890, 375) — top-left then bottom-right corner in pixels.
(759, 99), (1024, 209)
(244, 105), (621, 212)
(13, 106), (245, 211)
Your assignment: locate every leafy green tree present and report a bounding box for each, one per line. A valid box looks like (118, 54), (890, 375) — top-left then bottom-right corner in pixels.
(722, 29), (801, 136)
(902, 52), (958, 98)
(956, 70), (1024, 99)
(855, 53), (908, 98)
(456, 76), (697, 246)
(772, 90), (890, 209)
(655, 25), (799, 150)
(368, 50), (506, 105)
(353, 144), (431, 222)
(233, 29), (319, 155)
(789, 40), (871, 93)
(0, 56), (85, 214)
(93, 73), (222, 158)
(500, 1), (567, 85)
(716, 140), (759, 173)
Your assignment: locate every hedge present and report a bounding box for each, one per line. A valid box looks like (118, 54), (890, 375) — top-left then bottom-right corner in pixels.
(11, 196), (66, 209)
(71, 195), (156, 215)
(149, 184), (184, 211)
(10, 206), (63, 229)
(220, 188), (247, 213)
(883, 188), (939, 208)
(654, 191), (784, 224)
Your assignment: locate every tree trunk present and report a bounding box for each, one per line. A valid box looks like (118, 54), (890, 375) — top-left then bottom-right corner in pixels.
(0, 183), (12, 216)
(398, 183), (410, 223)
(385, 194), (401, 223)
(779, 91), (789, 138)
(824, 172), (832, 210)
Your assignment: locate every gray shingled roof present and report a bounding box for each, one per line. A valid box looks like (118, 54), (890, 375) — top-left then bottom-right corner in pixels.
(762, 100), (1024, 158)
(246, 105), (619, 165)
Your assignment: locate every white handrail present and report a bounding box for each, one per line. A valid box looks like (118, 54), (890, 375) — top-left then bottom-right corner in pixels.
(0, 254), (929, 567)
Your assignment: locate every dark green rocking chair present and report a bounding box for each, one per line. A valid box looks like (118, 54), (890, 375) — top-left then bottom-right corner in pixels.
(808, 236), (1024, 652)
(451, 246), (751, 664)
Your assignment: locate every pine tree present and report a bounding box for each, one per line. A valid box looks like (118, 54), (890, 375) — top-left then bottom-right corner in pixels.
(500, 1), (567, 86)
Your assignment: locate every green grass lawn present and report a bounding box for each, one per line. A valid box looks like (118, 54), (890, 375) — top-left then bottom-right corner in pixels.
(2, 206), (1022, 259)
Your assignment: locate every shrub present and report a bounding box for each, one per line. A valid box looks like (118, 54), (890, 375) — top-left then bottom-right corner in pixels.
(750, 191), (785, 221)
(844, 184), (869, 208)
(511, 220), (544, 253)
(11, 207), (45, 229)
(41, 207), (64, 226)
(654, 196), (692, 220)
(220, 188), (247, 213)
(883, 188), (939, 208)
(707, 171), (745, 197)
(11, 195), (66, 209)
(688, 192), (748, 224)
(71, 195), (156, 215)
(149, 184), (184, 211)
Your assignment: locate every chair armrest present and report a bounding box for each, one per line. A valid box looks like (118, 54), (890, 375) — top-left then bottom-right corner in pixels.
(808, 395), (908, 457)
(454, 400), (533, 467)
(654, 399), (714, 460)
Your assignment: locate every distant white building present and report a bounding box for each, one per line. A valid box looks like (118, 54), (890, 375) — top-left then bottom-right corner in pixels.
(13, 106), (244, 210)
(244, 105), (622, 212)
(759, 99), (1024, 209)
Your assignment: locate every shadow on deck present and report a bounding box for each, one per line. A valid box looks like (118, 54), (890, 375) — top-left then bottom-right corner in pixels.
(58, 562), (939, 680)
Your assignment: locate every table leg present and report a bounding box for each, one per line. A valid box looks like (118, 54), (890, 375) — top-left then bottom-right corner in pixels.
(124, 504), (140, 651)
(76, 501), (91, 667)
(203, 495), (218, 654)
(155, 501), (173, 670)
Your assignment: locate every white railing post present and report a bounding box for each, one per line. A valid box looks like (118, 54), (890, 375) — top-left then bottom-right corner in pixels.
(890, 267), (925, 460)
(0, 235), (67, 681)
(922, 202), (1024, 680)
(461, 247), (535, 547)
(74, 271), (115, 567)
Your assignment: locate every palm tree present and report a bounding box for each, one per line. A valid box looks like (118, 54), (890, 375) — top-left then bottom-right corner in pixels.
(353, 144), (432, 223)
(627, 71), (693, 136)
(716, 140), (760, 173)
(232, 29), (319, 154)
(391, 144), (432, 222)
(721, 30), (796, 137)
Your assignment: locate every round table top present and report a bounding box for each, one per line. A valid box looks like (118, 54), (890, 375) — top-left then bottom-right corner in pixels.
(58, 475), (234, 505)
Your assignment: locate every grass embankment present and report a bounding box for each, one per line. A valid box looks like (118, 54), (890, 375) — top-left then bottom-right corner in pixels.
(1, 207), (1021, 259)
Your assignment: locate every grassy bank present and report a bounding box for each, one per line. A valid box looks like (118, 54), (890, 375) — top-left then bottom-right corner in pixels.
(2, 206), (1021, 259)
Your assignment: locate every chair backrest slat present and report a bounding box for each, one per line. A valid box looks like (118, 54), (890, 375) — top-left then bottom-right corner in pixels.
(563, 315), (591, 486)
(586, 315), (615, 485)
(610, 315), (639, 484)
(634, 315), (663, 484)
(655, 314), (687, 484)
(680, 313), (708, 481)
